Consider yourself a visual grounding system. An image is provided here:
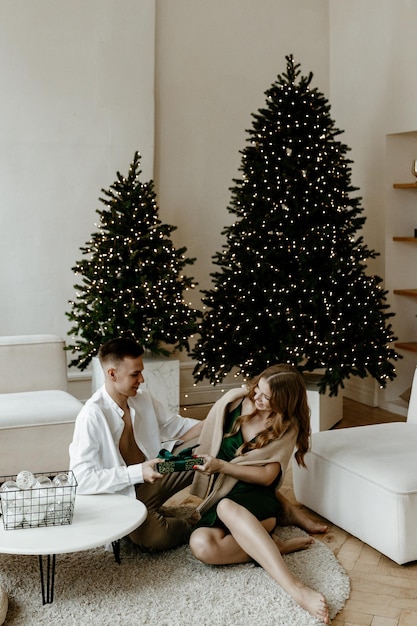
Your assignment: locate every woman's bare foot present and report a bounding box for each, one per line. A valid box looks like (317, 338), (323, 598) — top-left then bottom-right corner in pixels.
(290, 583), (330, 624)
(277, 497), (328, 534)
(272, 532), (314, 555)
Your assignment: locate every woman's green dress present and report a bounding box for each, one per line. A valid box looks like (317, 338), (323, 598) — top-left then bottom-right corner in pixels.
(194, 401), (283, 531)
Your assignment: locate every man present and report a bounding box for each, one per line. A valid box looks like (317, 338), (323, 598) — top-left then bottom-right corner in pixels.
(69, 337), (203, 552)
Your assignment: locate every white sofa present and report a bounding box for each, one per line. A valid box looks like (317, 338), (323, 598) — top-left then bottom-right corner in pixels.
(0, 335), (83, 476)
(292, 366), (417, 565)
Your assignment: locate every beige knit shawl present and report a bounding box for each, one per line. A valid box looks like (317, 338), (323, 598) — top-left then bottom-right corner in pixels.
(190, 387), (298, 516)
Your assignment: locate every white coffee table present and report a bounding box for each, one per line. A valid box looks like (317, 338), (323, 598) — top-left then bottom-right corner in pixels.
(0, 494), (147, 604)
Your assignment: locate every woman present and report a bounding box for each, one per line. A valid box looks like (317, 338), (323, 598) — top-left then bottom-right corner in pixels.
(189, 364), (330, 624)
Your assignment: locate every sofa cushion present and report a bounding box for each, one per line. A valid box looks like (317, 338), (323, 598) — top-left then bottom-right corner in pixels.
(292, 421), (417, 564)
(0, 390), (83, 428)
(0, 335), (69, 393)
(310, 422), (417, 495)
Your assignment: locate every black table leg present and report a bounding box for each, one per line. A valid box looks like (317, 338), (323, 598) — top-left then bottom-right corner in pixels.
(112, 539), (121, 564)
(38, 554), (56, 604)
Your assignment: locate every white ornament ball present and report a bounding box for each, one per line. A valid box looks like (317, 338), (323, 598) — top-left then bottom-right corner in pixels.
(16, 470), (36, 490)
(52, 473), (71, 487)
(45, 502), (57, 521)
(0, 481), (21, 505)
(24, 503), (47, 527)
(0, 481), (19, 496)
(4, 504), (24, 529)
(33, 475), (52, 489)
(32, 476), (53, 506)
(54, 487), (72, 510)
(0, 481), (19, 492)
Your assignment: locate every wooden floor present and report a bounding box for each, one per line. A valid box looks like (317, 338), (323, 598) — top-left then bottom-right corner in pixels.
(279, 398), (417, 626)
(180, 397), (417, 625)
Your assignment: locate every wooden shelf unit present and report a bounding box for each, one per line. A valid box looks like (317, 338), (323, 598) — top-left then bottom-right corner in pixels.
(392, 182), (417, 353)
(395, 342), (417, 353)
(393, 182), (417, 189)
(393, 289), (417, 297)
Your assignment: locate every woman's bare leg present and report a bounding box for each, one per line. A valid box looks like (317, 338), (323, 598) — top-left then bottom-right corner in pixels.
(273, 532), (314, 555)
(190, 518), (313, 564)
(275, 491), (328, 534)
(190, 526), (251, 565)
(211, 499), (330, 624)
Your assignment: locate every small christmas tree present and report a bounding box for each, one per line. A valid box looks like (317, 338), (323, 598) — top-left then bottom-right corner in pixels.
(192, 55), (399, 396)
(66, 152), (200, 369)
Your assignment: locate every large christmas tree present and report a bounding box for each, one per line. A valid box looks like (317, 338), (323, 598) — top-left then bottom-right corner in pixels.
(192, 55), (399, 396)
(66, 152), (200, 369)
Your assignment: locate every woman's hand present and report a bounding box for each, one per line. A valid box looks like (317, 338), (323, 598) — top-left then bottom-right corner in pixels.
(194, 455), (281, 486)
(193, 454), (225, 475)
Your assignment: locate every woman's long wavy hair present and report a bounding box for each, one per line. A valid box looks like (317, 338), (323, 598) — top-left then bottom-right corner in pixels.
(228, 364), (311, 467)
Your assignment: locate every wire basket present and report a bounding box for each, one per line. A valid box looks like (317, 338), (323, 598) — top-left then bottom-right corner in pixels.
(0, 470), (77, 530)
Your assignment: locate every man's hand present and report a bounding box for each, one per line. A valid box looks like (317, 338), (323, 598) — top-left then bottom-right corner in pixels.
(142, 459), (164, 483)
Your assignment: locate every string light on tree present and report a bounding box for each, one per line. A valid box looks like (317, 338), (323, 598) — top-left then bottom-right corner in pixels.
(66, 152), (201, 370)
(191, 55), (399, 396)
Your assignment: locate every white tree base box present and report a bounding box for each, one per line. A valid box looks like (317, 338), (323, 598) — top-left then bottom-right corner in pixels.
(92, 356), (180, 414)
(304, 374), (343, 432)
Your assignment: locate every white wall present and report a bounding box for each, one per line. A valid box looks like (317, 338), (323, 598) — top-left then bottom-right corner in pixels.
(154, 0), (331, 402)
(154, 0), (330, 403)
(329, 0), (417, 410)
(328, 0), (417, 272)
(0, 0), (155, 352)
(155, 0), (417, 410)
(155, 0), (329, 302)
(3, 0), (417, 410)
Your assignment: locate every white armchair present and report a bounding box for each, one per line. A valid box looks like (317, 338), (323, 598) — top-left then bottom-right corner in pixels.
(292, 366), (417, 565)
(0, 335), (83, 475)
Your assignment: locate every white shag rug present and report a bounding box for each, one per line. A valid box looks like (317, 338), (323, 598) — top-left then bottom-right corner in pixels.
(0, 525), (349, 626)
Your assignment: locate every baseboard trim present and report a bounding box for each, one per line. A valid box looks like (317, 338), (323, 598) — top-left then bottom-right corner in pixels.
(342, 377), (379, 407)
(377, 400), (408, 418)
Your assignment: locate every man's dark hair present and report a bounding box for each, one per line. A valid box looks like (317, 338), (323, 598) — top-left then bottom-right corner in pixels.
(98, 337), (144, 365)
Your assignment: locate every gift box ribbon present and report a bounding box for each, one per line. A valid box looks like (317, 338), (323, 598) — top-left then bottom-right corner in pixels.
(157, 445), (200, 461)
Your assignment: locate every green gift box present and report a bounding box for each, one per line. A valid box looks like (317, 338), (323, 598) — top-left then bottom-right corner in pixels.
(156, 446), (204, 474)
